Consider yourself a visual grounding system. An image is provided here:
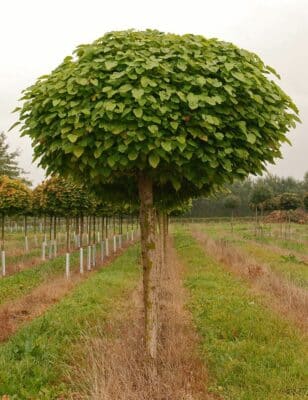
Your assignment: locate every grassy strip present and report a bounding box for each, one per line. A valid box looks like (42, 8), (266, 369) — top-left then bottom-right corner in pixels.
(202, 221), (308, 254)
(196, 223), (308, 288)
(0, 244), (140, 399)
(4, 247), (41, 266)
(174, 229), (308, 400)
(0, 251), (80, 305)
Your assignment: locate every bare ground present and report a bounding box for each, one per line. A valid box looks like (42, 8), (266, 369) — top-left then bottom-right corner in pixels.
(67, 240), (213, 400)
(191, 229), (308, 333)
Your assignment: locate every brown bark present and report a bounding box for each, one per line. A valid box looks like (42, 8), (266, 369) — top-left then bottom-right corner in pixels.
(163, 212), (168, 266)
(157, 211), (168, 279)
(157, 211), (164, 288)
(138, 173), (159, 360)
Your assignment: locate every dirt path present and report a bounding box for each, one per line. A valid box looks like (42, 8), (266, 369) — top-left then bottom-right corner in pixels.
(191, 228), (308, 333)
(0, 243), (134, 343)
(68, 240), (212, 400)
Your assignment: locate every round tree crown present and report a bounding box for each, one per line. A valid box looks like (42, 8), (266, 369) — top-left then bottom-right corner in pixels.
(17, 30), (299, 193)
(0, 176), (32, 215)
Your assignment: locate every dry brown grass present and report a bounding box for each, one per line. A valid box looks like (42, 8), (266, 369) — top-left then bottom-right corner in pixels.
(4, 255), (43, 276)
(0, 276), (78, 342)
(191, 230), (308, 333)
(67, 241), (211, 400)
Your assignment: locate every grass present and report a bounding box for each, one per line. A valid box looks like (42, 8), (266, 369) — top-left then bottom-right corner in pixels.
(0, 244), (140, 399)
(201, 221), (308, 254)
(174, 228), (308, 400)
(196, 223), (308, 288)
(0, 251), (80, 305)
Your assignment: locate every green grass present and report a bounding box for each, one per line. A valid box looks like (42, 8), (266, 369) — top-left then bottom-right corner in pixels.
(174, 229), (308, 400)
(0, 244), (140, 399)
(0, 251), (80, 305)
(195, 223), (308, 288)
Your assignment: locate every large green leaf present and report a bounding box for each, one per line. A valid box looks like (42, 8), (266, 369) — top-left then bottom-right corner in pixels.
(67, 134), (78, 143)
(132, 88), (144, 100)
(133, 108), (143, 118)
(105, 60), (118, 70)
(148, 152), (160, 168)
(161, 141), (172, 152)
(187, 93), (199, 110)
(247, 133), (256, 144)
(73, 147), (84, 158)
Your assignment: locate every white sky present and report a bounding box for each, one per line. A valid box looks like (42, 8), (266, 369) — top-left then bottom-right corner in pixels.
(1, 0), (307, 185)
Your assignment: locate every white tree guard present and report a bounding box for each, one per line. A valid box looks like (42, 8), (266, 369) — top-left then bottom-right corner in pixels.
(1, 250), (5, 276)
(80, 247), (84, 274)
(65, 252), (70, 279)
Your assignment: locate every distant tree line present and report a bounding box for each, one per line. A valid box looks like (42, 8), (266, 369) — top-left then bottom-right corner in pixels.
(187, 173), (308, 218)
(0, 132), (30, 184)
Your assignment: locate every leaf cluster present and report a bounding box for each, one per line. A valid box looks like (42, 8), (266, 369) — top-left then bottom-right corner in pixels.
(17, 29), (299, 196)
(0, 176), (32, 215)
(262, 192), (302, 211)
(32, 177), (95, 216)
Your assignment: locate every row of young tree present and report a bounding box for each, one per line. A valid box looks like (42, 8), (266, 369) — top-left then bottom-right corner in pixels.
(0, 175), (140, 275)
(188, 173), (308, 218)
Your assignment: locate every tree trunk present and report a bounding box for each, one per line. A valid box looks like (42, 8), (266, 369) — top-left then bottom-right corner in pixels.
(138, 173), (159, 361)
(157, 211), (164, 287)
(163, 212), (168, 266)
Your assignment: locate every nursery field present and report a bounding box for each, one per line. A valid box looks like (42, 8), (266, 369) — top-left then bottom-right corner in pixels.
(0, 220), (307, 399)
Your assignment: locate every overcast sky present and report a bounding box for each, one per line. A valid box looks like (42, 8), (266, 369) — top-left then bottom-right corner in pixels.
(1, 0), (307, 185)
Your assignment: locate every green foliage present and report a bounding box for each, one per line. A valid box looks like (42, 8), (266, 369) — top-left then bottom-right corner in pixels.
(189, 173), (308, 218)
(169, 199), (192, 216)
(0, 176), (32, 216)
(17, 30), (299, 196)
(278, 192), (302, 211)
(262, 195), (280, 211)
(33, 177), (95, 216)
(223, 194), (240, 210)
(258, 191), (303, 212)
(0, 131), (29, 183)
(249, 183), (273, 210)
(303, 192), (308, 211)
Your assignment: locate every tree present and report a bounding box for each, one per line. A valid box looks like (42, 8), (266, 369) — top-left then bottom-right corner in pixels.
(15, 29), (299, 359)
(224, 194), (240, 213)
(262, 195), (280, 212)
(303, 192), (308, 211)
(303, 172), (308, 192)
(0, 176), (32, 274)
(223, 194), (240, 232)
(249, 184), (273, 212)
(0, 132), (29, 183)
(278, 192), (302, 211)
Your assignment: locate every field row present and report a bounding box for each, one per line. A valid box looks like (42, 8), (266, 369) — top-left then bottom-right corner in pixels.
(0, 224), (307, 399)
